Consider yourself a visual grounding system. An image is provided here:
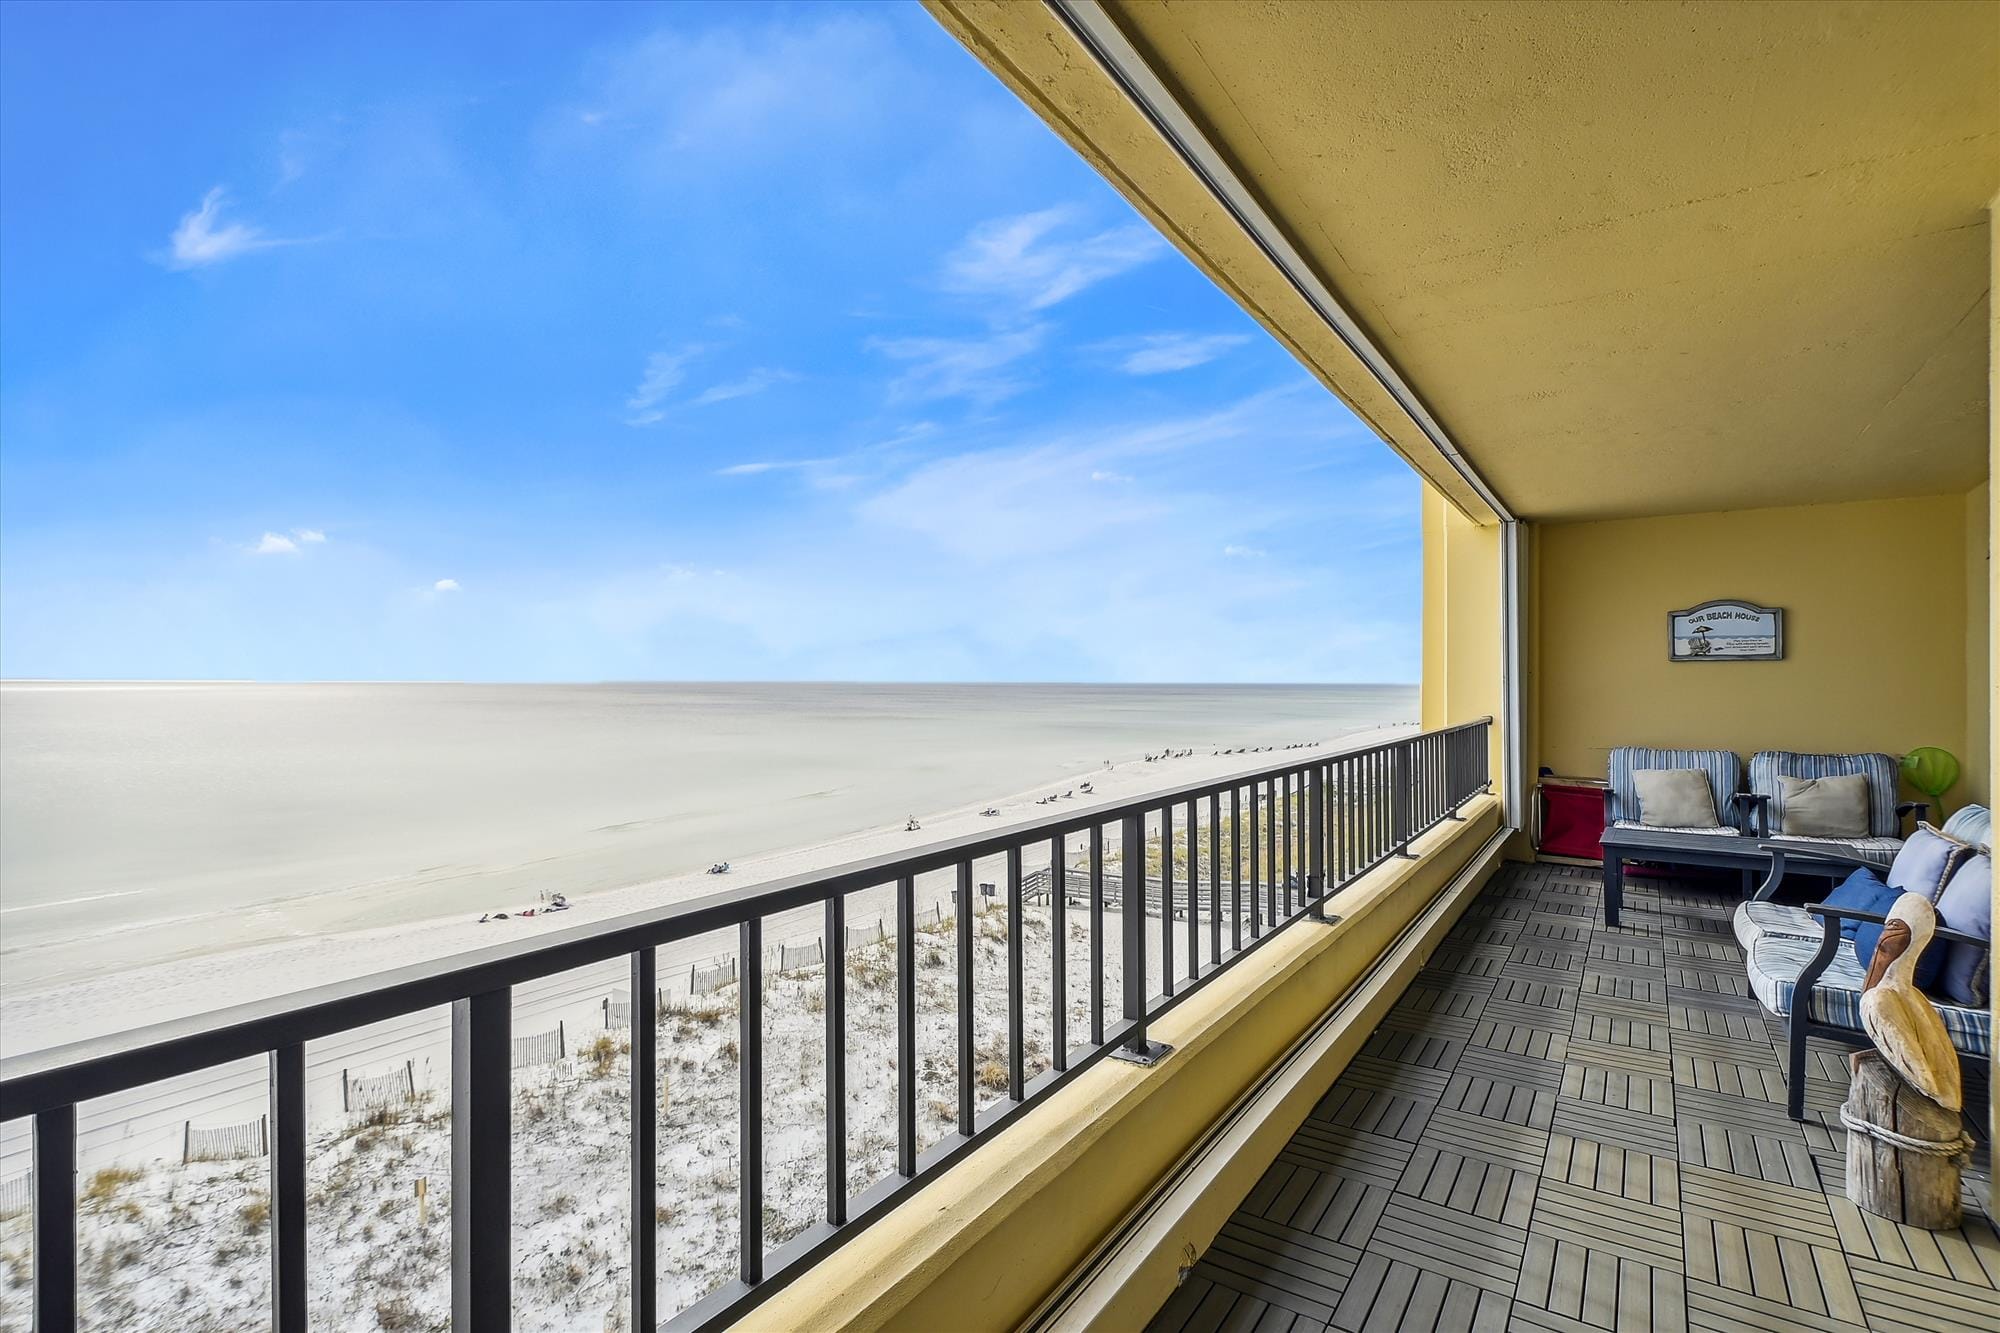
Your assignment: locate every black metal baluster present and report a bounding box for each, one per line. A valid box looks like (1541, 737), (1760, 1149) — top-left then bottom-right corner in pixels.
(270, 1043), (306, 1333)
(1122, 813), (1142, 1046)
(1432, 733), (1443, 826)
(1050, 834), (1067, 1071)
(1282, 772), (1293, 916)
(1308, 767), (1325, 921)
(1384, 750), (1393, 856)
(1184, 802), (1198, 978)
(1266, 779), (1278, 927)
(34, 1104), (75, 1332)
(1006, 845), (1024, 1100)
(1345, 757), (1356, 881)
(1160, 804), (1174, 997)
(1230, 789), (1243, 951)
(1115, 814), (1168, 1064)
(1395, 742), (1415, 858)
(1208, 792), (1222, 963)
(825, 896), (847, 1219)
(738, 921), (763, 1284)
(452, 988), (511, 1332)
(1374, 751), (1384, 861)
(1384, 748), (1400, 852)
(1415, 736), (1427, 832)
(1088, 826), (1104, 1046)
(1298, 768), (1310, 913)
(955, 863), (975, 1136)
(1360, 752), (1372, 866)
(1248, 784), (1261, 939)
(629, 949), (657, 1329)
(896, 874), (916, 1178)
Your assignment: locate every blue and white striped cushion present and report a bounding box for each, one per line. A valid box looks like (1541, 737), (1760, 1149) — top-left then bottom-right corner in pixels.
(1732, 900), (1821, 952)
(1941, 804), (1991, 853)
(1765, 833), (1902, 871)
(1607, 748), (1741, 827)
(1749, 751), (1901, 838)
(1746, 934), (1990, 1057)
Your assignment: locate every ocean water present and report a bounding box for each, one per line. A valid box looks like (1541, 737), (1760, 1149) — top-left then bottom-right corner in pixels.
(0, 681), (1414, 989)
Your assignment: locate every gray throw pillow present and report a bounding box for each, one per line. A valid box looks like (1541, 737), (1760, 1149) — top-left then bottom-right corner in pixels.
(1633, 768), (1720, 828)
(1778, 773), (1869, 838)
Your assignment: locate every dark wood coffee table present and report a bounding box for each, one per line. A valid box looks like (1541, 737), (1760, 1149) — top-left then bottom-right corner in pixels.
(1596, 825), (1761, 926)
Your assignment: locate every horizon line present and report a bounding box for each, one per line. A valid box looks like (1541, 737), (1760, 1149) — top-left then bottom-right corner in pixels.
(0, 676), (1420, 689)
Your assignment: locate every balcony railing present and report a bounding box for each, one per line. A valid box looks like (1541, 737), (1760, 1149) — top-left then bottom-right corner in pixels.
(0, 717), (1491, 1331)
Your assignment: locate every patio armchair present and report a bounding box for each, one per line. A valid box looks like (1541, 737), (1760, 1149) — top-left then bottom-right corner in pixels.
(1738, 842), (1991, 1120)
(1604, 746), (1754, 833)
(1597, 747), (1776, 924)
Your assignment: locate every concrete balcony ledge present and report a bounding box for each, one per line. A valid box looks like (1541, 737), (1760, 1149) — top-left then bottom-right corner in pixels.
(746, 797), (1510, 1332)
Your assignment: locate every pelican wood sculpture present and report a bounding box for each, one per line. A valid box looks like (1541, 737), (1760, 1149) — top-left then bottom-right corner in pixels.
(1844, 894), (1972, 1228)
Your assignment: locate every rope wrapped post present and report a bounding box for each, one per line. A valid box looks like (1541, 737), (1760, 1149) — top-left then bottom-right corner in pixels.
(1842, 1049), (1969, 1229)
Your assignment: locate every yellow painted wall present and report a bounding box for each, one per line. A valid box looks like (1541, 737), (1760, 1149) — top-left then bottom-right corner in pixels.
(1535, 495), (1973, 811)
(743, 803), (1505, 1332)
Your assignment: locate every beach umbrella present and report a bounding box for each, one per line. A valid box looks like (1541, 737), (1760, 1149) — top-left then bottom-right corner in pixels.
(1900, 747), (1959, 811)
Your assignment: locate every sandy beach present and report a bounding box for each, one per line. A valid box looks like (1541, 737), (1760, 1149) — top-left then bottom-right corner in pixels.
(1, 723), (1411, 1057)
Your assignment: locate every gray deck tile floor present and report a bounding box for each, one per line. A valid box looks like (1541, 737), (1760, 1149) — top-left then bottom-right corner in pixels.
(1147, 861), (1997, 1333)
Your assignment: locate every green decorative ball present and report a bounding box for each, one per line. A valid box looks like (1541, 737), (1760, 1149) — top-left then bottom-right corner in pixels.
(1901, 747), (1960, 801)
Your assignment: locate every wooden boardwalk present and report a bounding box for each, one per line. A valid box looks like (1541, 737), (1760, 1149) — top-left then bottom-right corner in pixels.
(1147, 861), (1996, 1333)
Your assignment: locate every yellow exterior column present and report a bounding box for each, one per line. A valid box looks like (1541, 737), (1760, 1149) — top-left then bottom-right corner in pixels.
(1420, 488), (1511, 831)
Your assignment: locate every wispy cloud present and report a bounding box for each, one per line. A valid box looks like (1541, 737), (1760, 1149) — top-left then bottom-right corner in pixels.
(433, 578), (461, 593)
(941, 207), (1166, 312)
(625, 346), (705, 425)
(1090, 469), (1133, 483)
(251, 528), (329, 556)
(559, 15), (909, 177)
(161, 188), (305, 270)
(868, 325), (1048, 405)
(693, 367), (797, 406)
(715, 459), (823, 477)
(1101, 332), (1252, 375)
(1222, 544), (1266, 559)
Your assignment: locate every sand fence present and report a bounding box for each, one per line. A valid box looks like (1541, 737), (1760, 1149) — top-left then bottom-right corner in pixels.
(341, 1060), (417, 1113)
(183, 1113), (269, 1163)
(510, 1023), (566, 1070)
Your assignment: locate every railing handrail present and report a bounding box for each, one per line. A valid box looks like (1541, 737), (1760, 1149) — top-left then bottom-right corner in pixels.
(0, 716), (1487, 1115)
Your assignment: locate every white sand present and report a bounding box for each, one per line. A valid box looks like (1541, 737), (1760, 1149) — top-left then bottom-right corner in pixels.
(2, 723), (1413, 1059)
(0, 904), (1143, 1332)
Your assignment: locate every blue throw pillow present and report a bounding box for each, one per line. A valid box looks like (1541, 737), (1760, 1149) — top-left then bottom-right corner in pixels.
(1886, 824), (1975, 901)
(1853, 908), (1946, 992)
(1819, 868), (1898, 939)
(1933, 854), (1992, 1006)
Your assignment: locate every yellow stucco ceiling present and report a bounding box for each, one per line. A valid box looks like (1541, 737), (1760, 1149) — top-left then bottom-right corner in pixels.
(932, 1), (1998, 522)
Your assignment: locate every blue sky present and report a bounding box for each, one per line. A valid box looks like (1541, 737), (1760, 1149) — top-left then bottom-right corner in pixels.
(0, 1), (1419, 684)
